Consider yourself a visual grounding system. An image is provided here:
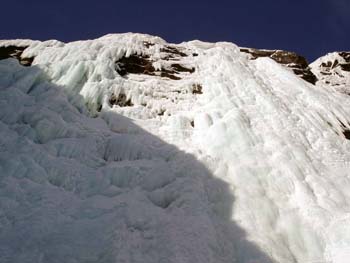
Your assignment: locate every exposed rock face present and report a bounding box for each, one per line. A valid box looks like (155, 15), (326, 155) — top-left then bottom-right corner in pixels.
(240, 48), (318, 84)
(115, 45), (195, 80)
(318, 52), (350, 73)
(339, 52), (350, 66)
(192, 83), (203, 94)
(0, 45), (34, 66)
(310, 51), (350, 94)
(116, 54), (155, 76)
(160, 45), (188, 58)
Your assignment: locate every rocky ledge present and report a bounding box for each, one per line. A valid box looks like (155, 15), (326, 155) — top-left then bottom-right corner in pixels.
(240, 48), (318, 85)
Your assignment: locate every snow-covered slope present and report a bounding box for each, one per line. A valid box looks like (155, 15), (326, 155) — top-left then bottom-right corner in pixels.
(1, 33), (350, 263)
(310, 52), (350, 95)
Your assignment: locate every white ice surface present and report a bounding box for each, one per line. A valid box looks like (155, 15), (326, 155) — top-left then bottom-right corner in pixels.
(1, 33), (350, 263)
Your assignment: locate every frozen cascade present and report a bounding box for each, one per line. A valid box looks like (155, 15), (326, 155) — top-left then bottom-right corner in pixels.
(1, 33), (350, 263)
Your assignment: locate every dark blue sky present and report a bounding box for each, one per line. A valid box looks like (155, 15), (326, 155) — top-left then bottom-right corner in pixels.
(2, 0), (349, 62)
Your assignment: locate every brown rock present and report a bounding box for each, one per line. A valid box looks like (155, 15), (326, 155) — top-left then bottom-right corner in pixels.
(0, 45), (34, 66)
(240, 48), (317, 84)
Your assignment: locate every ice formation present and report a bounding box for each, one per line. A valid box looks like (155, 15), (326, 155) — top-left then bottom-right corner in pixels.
(1, 33), (350, 263)
(310, 51), (350, 95)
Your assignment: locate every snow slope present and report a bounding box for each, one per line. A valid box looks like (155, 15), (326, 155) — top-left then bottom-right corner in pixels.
(1, 33), (350, 263)
(310, 52), (350, 95)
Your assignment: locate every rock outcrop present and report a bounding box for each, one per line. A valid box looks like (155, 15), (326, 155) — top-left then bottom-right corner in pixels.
(310, 51), (350, 94)
(240, 48), (318, 84)
(0, 45), (34, 66)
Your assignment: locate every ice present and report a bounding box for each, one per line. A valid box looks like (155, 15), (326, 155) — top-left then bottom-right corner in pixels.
(310, 51), (350, 95)
(1, 33), (350, 262)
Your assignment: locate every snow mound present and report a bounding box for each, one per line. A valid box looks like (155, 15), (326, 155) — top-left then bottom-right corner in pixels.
(1, 33), (350, 263)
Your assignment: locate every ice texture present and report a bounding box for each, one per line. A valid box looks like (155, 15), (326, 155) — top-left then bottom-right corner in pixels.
(1, 33), (350, 263)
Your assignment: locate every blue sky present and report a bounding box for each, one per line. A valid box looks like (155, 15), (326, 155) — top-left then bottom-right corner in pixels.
(2, 0), (349, 61)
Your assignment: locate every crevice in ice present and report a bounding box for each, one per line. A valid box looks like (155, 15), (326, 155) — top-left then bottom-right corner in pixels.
(109, 93), (133, 107)
(142, 41), (155, 48)
(157, 109), (166, 116)
(170, 63), (195, 73)
(160, 45), (188, 58)
(192, 83), (203, 94)
(338, 120), (350, 140)
(159, 69), (182, 80)
(343, 129), (350, 140)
